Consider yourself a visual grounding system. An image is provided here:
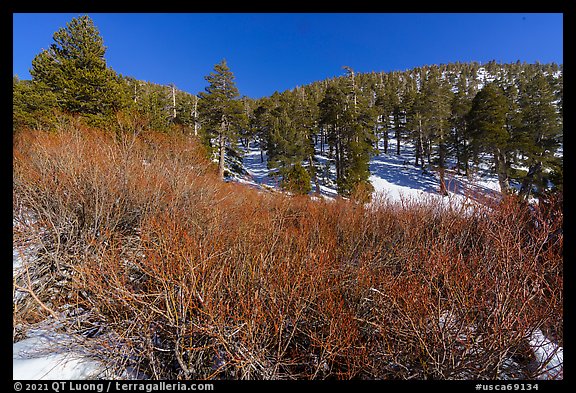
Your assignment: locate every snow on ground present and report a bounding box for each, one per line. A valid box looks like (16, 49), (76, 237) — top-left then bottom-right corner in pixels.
(241, 147), (278, 189)
(369, 151), (438, 202)
(529, 329), (564, 380)
(239, 138), (503, 208)
(228, 145), (282, 193)
(13, 213), (109, 380)
(435, 310), (563, 380)
(368, 139), (504, 208)
(13, 248), (23, 271)
(13, 329), (105, 380)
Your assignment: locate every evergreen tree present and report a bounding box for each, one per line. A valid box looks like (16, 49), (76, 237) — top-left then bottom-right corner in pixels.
(449, 73), (475, 176)
(198, 59), (244, 179)
(238, 96), (254, 148)
(30, 15), (124, 121)
(141, 83), (173, 131)
(174, 89), (200, 132)
(345, 70), (377, 198)
(265, 92), (314, 194)
(516, 71), (562, 197)
(292, 86), (321, 193)
(251, 97), (275, 163)
(281, 163), (312, 195)
(319, 69), (375, 197)
(393, 78), (408, 156)
(115, 78), (199, 134)
(467, 82), (512, 193)
(419, 66), (453, 195)
(405, 89), (426, 168)
(319, 83), (348, 185)
(500, 82), (524, 181)
(375, 72), (400, 154)
(13, 76), (57, 131)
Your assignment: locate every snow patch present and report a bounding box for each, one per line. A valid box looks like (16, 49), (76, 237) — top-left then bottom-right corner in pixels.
(13, 330), (105, 380)
(529, 329), (563, 380)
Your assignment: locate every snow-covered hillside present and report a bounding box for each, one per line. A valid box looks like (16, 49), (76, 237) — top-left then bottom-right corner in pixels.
(237, 138), (504, 208)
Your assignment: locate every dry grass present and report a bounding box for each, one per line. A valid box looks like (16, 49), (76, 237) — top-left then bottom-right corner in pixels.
(13, 125), (563, 380)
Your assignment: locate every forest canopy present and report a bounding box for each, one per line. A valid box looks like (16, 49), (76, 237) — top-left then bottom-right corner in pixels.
(13, 15), (563, 199)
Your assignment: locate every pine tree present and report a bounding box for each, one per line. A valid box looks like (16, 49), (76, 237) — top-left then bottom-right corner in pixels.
(500, 82), (524, 181)
(345, 70), (377, 198)
(265, 92), (314, 194)
(319, 69), (375, 197)
(404, 75), (427, 168)
(467, 82), (512, 193)
(292, 86), (321, 193)
(405, 91), (426, 168)
(449, 72), (475, 176)
(375, 72), (400, 154)
(30, 15), (123, 121)
(144, 84), (173, 131)
(198, 59), (243, 179)
(516, 71), (562, 198)
(238, 96), (254, 148)
(419, 66), (453, 195)
(174, 89), (200, 133)
(319, 83), (347, 185)
(251, 97), (275, 163)
(393, 77), (408, 156)
(13, 76), (57, 131)
(281, 163), (312, 195)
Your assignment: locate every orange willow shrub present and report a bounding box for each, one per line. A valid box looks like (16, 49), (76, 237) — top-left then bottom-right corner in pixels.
(13, 127), (562, 380)
(13, 126), (215, 321)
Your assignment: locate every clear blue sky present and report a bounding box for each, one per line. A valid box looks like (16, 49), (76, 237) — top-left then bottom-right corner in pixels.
(13, 13), (563, 99)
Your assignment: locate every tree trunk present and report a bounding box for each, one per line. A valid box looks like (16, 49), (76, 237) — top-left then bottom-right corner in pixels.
(171, 84), (177, 120)
(309, 155), (321, 194)
(438, 135), (448, 196)
(419, 131), (426, 168)
(218, 134), (225, 179)
(462, 138), (469, 177)
(439, 166), (448, 195)
(218, 118), (227, 180)
(193, 97), (199, 136)
(494, 148), (510, 194)
(519, 161), (542, 199)
(335, 135), (341, 182)
(383, 128), (388, 154)
(454, 134), (461, 175)
(415, 119), (423, 167)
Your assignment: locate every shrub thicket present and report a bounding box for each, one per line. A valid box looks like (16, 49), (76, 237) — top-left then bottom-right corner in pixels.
(13, 126), (563, 380)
